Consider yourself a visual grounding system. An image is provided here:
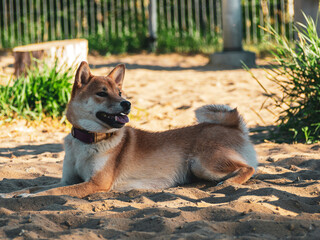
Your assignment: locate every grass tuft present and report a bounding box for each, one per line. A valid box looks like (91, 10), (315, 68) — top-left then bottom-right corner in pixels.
(0, 60), (74, 122)
(247, 14), (320, 143)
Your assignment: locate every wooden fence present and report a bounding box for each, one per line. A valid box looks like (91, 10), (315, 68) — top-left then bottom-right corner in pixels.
(0, 0), (295, 50)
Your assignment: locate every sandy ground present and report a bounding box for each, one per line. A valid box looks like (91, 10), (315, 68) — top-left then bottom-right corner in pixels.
(0, 53), (319, 239)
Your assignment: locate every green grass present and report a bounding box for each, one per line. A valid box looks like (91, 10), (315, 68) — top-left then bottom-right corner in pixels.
(0, 60), (73, 122)
(87, 31), (149, 55)
(156, 29), (222, 54)
(246, 14), (320, 143)
(87, 28), (222, 55)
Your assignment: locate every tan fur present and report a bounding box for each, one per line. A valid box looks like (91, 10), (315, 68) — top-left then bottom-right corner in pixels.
(4, 62), (258, 199)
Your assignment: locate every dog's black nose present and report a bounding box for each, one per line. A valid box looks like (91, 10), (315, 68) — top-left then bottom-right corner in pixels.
(120, 101), (131, 112)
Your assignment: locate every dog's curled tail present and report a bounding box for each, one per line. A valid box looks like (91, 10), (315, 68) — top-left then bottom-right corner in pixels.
(195, 105), (248, 134)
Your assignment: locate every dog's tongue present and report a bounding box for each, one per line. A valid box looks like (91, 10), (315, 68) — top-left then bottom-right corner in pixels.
(115, 115), (129, 124)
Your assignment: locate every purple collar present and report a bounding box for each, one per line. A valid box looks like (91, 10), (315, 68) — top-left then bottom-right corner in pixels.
(71, 127), (114, 144)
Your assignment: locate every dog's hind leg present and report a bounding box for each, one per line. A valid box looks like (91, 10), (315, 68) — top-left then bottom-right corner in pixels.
(190, 148), (255, 185)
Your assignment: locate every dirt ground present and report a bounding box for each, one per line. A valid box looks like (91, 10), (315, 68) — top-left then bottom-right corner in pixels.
(0, 53), (319, 239)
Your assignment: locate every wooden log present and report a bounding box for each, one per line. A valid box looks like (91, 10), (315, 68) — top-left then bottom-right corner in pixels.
(13, 39), (88, 77)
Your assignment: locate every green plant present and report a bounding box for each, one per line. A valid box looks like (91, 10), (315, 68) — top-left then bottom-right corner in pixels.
(156, 29), (222, 54)
(87, 26), (148, 55)
(247, 14), (320, 143)
(0, 60), (73, 121)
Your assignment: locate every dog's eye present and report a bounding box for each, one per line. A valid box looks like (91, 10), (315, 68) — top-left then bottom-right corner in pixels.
(96, 92), (108, 97)
(119, 90), (122, 97)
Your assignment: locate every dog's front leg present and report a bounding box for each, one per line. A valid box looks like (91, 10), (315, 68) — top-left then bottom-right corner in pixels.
(28, 171), (115, 198)
(2, 160), (83, 198)
(29, 180), (109, 198)
(0, 182), (66, 198)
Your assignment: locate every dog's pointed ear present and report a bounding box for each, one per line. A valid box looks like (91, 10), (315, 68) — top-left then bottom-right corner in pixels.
(108, 64), (125, 88)
(74, 61), (91, 88)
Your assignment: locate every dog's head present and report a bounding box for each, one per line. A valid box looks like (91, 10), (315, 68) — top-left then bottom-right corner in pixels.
(66, 62), (131, 133)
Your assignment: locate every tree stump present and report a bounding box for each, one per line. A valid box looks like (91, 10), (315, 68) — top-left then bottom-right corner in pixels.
(13, 39), (88, 77)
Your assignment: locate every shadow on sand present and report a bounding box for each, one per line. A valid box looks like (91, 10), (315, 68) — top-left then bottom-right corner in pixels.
(0, 143), (63, 157)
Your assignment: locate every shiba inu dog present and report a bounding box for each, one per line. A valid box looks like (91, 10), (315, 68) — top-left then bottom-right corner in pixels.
(3, 62), (258, 198)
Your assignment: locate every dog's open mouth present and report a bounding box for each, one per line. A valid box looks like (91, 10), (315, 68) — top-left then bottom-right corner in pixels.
(96, 111), (129, 128)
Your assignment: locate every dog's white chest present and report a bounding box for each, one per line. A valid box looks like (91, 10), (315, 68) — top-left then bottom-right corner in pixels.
(75, 152), (109, 182)
(64, 135), (110, 182)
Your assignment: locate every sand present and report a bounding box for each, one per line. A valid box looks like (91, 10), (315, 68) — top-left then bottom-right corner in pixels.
(0, 53), (319, 239)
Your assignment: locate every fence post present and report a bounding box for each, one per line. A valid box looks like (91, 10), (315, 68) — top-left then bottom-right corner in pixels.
(222, 0), (242, 51)
(209, 0), (255, 68)
(148, 0), (157, 51)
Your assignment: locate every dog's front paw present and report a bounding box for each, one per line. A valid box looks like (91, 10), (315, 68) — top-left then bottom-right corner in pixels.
(0, 193), (18, 198)
(0, 193), (9, 198)
(14, 193), (34, 198)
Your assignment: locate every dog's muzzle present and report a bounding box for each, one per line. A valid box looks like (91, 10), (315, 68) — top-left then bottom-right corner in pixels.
(96, 101), (131, 128)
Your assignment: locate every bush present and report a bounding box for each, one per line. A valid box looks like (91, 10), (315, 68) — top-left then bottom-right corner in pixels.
(248, 14), (320, 143)
(87, 28), (222, 55)
(87, 31), (148, 55)
(156, 29), (222, 54)
(0, 60), (73, 121)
